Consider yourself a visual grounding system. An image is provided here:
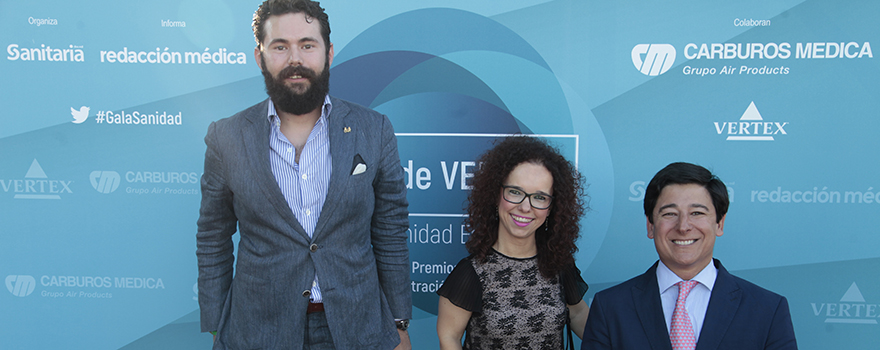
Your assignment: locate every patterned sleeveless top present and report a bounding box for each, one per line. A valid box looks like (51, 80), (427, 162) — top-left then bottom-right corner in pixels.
(438, 249), (588, 349)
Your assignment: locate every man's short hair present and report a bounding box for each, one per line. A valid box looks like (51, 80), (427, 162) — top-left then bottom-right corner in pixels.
(643, 162), (728, 224)
(253, 0), (331, 53)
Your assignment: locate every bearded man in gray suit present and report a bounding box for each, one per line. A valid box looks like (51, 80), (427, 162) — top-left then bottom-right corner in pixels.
(196, 1), (411, 349)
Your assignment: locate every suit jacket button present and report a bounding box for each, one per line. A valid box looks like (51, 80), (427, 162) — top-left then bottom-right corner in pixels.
(302, 290), (311, 298)
(309, 243), (318, 252)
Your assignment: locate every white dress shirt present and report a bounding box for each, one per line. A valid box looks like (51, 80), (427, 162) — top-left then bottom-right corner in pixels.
(656, 260), (718, 342)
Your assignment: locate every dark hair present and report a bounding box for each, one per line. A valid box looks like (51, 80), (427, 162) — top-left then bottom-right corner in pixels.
(643, 162), (728, 224)
(253, 0), (331, 53)
(465, 136), (587, 279)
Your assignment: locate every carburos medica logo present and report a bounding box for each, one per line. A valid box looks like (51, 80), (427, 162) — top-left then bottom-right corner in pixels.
(0, 159), (73, 199)
(6, 275), (36, 297)
(713, 101), (788, 141)
(812, 282), (879, 324)
(90, 171), (121, 194)
(632, 44), (676, 76)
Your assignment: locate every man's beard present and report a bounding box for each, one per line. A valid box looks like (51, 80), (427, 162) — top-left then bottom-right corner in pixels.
(261, 55), (330, 116)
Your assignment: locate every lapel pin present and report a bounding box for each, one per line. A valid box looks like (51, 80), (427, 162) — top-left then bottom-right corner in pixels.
(344, 127), (351, 133)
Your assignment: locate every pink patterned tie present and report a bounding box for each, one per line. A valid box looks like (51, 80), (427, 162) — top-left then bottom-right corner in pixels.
(670, 280), (699, 350)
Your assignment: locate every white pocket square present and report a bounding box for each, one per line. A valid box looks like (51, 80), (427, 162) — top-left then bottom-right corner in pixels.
(352, 163), (367, 175)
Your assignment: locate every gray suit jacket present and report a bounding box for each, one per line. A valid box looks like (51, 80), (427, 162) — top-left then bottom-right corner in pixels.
(582, 259), (797, 350)
(197, 98), (411, 349)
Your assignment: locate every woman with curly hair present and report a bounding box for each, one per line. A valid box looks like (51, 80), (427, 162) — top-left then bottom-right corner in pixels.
(436, 136), (590, 350)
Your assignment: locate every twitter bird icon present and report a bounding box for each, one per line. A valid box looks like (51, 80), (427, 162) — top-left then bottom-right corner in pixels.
(71, 106), (90, 124)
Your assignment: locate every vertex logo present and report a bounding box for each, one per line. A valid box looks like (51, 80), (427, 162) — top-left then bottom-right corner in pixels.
(713, 101), (788, 141)
(632, 44), (676, 76)
(90, 171), (121, 194)
(811, 282), (879, 324)
(6, 275), (36, 297)
(0, 159), (73, 199)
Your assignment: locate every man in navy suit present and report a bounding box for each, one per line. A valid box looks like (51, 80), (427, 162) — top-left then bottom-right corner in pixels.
(582, 162), (797, 350)
(196, 1), (411, 349)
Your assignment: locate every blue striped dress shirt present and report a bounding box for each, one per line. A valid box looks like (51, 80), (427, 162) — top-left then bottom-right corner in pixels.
(267, 95), (332, 303)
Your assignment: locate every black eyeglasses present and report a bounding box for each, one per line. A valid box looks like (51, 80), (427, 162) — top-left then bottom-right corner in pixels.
(502, 186), (553, 210)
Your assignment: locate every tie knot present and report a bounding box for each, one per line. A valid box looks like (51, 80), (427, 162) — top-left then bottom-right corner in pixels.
(677, 280), (698, 300)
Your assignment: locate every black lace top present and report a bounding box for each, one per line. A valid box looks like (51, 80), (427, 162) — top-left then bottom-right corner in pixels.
(437, 249), (588, 350)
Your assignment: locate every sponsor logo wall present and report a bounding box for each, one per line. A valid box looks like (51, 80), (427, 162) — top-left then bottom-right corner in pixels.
(1, 0), (876, 349)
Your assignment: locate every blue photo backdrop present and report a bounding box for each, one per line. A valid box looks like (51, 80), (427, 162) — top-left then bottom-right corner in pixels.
(1, 0), (877, 349)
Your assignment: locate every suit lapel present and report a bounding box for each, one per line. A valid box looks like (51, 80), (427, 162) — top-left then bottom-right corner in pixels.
(312, 98), (354, 239)
(696, 260), (742, 350)
(241, 100), (308, 239)
(633, 262), (674, 350)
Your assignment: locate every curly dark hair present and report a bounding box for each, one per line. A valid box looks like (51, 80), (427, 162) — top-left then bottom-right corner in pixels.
(465, 136), (587, 279)
(253, 0), (331, 54)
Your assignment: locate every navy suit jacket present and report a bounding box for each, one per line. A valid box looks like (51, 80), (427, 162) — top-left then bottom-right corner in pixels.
(196, 98), (410, 349)
(582, 259), (797, 350)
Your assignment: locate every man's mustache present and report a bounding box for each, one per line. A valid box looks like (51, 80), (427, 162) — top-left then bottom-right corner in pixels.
(278, 65), (317, 80)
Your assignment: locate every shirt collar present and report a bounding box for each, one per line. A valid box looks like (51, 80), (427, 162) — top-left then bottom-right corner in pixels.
(266, 94), (333, 125)
(657, 259), (717, 294)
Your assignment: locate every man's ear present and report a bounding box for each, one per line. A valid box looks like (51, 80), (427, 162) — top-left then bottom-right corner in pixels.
(646, 216), (655, 239)
(254, 47), (263, 70)
(327, 42), (334, 67)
